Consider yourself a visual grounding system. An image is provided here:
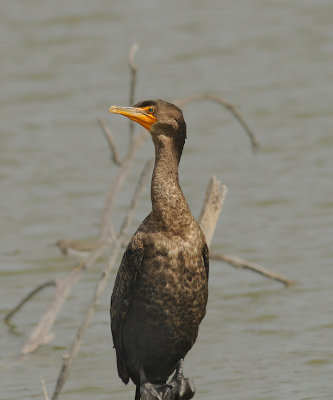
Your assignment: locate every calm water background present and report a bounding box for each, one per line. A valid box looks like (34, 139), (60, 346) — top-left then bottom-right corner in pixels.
(1, 1), (333, 399)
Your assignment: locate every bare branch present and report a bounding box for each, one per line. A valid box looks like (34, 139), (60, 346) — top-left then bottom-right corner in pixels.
(198, 176), (228, 247)
(51, 158), (154, 400)
(98, 118), (122, 166)
(4, 280), (56, 323)
(175, 93), (259, 151)
(210, 252), (295, 287)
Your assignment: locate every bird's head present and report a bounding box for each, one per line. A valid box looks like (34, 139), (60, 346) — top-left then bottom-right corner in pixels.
(109, 99), (186, 139)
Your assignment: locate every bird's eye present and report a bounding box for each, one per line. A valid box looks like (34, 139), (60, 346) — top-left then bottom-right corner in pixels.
(147, 107), (155, 114)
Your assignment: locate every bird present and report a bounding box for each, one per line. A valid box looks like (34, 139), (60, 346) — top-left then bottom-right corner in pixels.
(109, 100), (209, 400)
(54, 239), (100, 257)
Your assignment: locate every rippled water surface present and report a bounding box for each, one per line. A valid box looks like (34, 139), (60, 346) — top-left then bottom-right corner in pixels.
(1, 1), (333, 399)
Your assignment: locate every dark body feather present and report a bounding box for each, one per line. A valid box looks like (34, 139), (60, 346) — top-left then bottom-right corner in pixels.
(110, 100), (209, 389)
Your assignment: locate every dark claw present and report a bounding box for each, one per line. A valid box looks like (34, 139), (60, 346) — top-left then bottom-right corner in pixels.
(140, 368), (172, 400)
(178, 378), (195, 399)
(140, 381), (166, 400)
(169, 360), (196, 400)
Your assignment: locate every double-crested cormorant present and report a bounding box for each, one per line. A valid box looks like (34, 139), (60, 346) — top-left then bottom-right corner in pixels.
(109, 100), (209, 400)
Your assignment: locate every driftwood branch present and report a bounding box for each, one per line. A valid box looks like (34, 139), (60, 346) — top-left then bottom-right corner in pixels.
(51, 158), (154, 400)
(210, 252), (295, 287)
(176, 93), (259, 151)
(4, 280), (56, 323)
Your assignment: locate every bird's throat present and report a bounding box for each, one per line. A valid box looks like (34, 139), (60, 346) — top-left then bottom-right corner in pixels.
(151, 137), (192, 232)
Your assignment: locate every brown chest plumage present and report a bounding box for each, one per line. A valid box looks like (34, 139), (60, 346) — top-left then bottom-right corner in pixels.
(120, 225), (208, 384)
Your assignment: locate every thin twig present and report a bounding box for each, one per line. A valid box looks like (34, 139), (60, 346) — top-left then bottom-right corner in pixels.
(41, 378), (50, 400)
(128, 43), (139, 140)
(98, 118), (122, 166)
(4, 280), (56, 323)
(51, 158), (154, 400)
(210, 252), (295, 287)
(175, 93), (259, 152)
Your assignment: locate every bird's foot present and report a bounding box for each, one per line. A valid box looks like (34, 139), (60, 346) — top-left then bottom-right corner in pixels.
(168, 359), (195, 400)
(139, 360), (195, 400)
(140, 380), (172, 400)
(139, 368), (172, 400)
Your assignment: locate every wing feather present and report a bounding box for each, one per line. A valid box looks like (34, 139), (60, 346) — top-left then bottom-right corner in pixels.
(110, 245), (143, 384)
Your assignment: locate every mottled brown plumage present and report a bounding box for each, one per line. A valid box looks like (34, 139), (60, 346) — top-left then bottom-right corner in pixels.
(110, 100), (209, 399)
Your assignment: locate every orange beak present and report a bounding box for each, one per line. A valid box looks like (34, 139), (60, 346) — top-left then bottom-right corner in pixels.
(109, 105), (157, 131)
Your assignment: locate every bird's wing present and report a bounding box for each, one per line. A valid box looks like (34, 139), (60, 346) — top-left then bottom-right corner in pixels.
(110, 243), (143, 384)
(202, 242), (209, 280)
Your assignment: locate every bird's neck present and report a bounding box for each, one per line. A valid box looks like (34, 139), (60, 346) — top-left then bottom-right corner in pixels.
(151, 136), (193, 233)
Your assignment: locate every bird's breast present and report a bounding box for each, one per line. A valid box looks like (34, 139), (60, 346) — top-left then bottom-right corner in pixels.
(131, 233), (208, 329)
